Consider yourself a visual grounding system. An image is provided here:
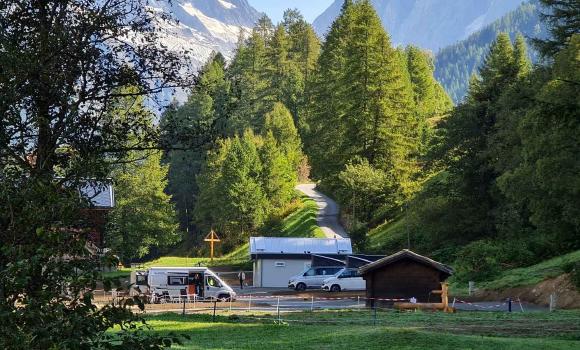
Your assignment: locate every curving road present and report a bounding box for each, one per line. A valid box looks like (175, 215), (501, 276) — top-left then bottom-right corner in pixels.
(295, 184), (348, 238)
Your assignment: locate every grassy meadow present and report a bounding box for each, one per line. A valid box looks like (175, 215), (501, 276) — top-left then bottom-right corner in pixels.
(141, 311), (580, 350)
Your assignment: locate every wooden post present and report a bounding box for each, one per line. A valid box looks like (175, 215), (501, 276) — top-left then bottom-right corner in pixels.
(204, 229), (221, 262)
(213, 300), (217, 322)
(441, 282), (450, 312)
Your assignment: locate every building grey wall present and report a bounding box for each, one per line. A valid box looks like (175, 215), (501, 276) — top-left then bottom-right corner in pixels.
(253, 259), (311, 288)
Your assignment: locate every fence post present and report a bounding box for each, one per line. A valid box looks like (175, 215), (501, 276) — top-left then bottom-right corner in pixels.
(549, 293), (557, 312)
(277, 297), (281, 324)
(468, 281), (475, 296)
(357, 296), (360, 308)
(193, 294), (196, 310)
(373, 302), (377, 326)
(182, 297), (186, 316)
(310, 296), (314, 312)
(517, 298), (525, 312)
(248, 294), (252, 312)
(508, 298), (512, 312)
(213, 300), (217, 322)
(229, 296), (232, 312)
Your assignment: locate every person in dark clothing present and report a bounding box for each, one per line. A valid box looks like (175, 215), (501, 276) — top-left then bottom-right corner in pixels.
(238, 271), (245, 289)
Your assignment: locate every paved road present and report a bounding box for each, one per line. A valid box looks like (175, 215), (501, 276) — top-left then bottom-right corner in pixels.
(295, 184), (348, 238)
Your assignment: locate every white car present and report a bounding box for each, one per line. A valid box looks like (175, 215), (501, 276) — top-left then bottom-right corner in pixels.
(321, 268), (365, 292)
(288, 266), (344, 291)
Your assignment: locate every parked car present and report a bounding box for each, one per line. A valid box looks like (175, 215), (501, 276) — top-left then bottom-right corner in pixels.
(133, 267), (236, 302)
(288, 266), (344, 291)
(321, 268), (365, 292)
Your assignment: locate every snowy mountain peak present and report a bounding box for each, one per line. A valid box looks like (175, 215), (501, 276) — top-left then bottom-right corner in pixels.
(149, 0), (261, 66)
(146, 0), (261, 102)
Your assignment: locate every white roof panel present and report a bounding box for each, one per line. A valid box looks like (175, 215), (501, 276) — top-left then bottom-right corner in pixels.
(250, 237), (352, 255)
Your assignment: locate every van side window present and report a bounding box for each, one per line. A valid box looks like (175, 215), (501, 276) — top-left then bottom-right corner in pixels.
(168, 276), (186, 285)
(136, 275), (148, 285)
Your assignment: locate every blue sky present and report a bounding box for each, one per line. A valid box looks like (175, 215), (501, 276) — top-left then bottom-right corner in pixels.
(247, 0), (334, 23)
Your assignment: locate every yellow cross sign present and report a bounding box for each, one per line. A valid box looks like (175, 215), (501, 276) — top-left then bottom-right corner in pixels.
(204, 229), (221, 262)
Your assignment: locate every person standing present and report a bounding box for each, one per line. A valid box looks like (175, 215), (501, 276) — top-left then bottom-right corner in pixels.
(238, 270), (246, 289)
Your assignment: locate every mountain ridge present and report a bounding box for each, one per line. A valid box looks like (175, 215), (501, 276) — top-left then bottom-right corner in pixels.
(434, 0), (547, 102)
(313, 0), (525, 52)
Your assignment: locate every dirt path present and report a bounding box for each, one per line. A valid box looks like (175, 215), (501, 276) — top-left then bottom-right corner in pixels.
(295, 184), (348, 238)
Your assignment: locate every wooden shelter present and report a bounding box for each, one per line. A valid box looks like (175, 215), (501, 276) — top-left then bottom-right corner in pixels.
(359, 249), (453, 306)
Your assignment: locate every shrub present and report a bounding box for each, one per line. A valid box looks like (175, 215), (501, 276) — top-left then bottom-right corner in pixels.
(454, 240), (505, 282)
(562, 262), (580, 290)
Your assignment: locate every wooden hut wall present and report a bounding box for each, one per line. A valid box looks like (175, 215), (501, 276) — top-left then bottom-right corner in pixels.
(365, 259), (445, 304)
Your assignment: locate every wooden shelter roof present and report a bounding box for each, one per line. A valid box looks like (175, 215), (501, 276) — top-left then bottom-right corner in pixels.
(359, 249), (454, 276)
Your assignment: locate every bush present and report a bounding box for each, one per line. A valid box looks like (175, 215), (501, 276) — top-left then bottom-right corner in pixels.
(349, 224), (369, 252)
(562, 262), (580, 290)
(454, 240), (505, 282)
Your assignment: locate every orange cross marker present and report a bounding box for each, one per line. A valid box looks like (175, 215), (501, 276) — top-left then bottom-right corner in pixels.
(204, 229), (221, 262)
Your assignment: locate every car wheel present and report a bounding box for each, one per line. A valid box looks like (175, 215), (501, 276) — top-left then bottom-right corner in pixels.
(295, 283), (306, 291)
(330, 284), (341, 292)
(217, 294), (229, 302)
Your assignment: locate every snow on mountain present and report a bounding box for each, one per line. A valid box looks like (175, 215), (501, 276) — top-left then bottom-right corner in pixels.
(144, 0), (261, 103)
(313, 0), (525, 52)
(149, 0), (261, 65)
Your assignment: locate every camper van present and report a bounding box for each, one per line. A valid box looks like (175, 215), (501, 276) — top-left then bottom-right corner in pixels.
(131, 267), (236, 302)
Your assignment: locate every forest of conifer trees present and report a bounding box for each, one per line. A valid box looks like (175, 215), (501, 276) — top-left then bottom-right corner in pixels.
(162, 0), (579, 280)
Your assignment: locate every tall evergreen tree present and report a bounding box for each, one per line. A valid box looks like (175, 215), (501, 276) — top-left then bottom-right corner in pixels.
(433, 33), (532, 243)
(108, 150), (180, 264)
(534, 0), (580, 57)
(263, 102), (303, 170)
(496, 34), (580, 255)
(306, 0), (418, 214)
(405, 46), (453, 157)
(161, 53), (228, 237)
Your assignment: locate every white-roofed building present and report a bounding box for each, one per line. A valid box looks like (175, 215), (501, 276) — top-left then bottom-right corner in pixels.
(250, 237), (353, 288)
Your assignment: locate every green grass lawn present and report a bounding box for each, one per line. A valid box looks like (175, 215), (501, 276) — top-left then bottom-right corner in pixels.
(275, 194), (325, 238)
(141, 311), (580, 349)
(366, 214), (406, 252)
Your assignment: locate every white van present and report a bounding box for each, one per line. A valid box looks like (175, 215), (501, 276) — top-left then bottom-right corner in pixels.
(321, 268), (365, 292)
(132, 267), (236, 302)
(288, 266), (344, 291)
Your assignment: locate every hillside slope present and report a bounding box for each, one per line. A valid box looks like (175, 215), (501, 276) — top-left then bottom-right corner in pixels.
(434, 0), (548, 102)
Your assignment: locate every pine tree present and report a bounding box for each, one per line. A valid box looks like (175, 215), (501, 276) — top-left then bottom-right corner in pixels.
(227, 26), (271, 133)
(405, 46), (453, 157)
(108, 150), (180, 263)
(497, 34), (580, 253)
(433, 33), (532, 243)
(306, 0), (419, 211)
(534, 0), (580, 57)
(513, 34), (532, 77)
(161, 53), (228, 235)
(195, 131), (270, 245)
(260, 131), (295, 208)
(305, 0), (355, 180)
(263, 102), (302, 170)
